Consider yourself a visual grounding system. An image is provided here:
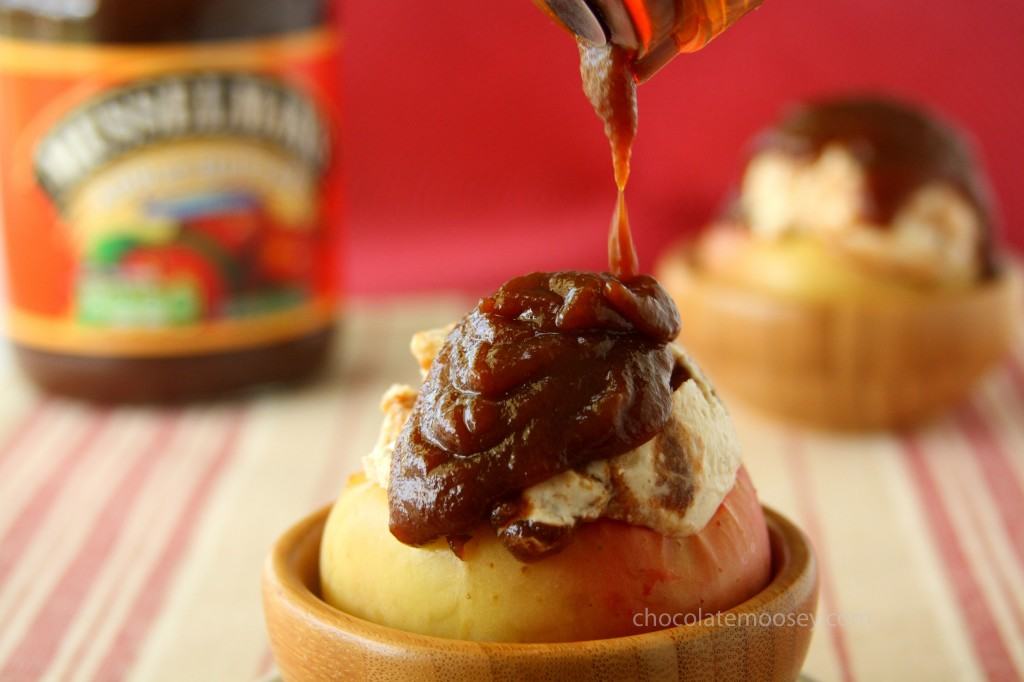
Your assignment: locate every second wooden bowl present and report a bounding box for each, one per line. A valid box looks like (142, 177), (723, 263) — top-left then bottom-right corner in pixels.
(262, 505), (818, 682)
(657, 242), (1021, 430)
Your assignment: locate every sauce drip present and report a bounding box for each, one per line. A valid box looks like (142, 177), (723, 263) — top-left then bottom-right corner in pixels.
(572, 0), (767, 280)
(610, 190), (638, 279)
(579, 40), (640, 279)
(388, 271), (684, 555)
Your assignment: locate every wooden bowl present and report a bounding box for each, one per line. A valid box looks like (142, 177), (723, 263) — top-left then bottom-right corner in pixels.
(657, 242), (1022, 430)
(262, 505), (818, 682)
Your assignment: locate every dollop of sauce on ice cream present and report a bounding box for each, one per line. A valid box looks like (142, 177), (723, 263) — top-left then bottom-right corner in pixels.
(388, 271), (687, 557)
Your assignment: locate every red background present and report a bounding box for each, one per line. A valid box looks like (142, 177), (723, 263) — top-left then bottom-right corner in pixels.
(341, 0), (1024, 296)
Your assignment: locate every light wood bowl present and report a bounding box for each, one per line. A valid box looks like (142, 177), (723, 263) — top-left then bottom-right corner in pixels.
(657, 242), (1022, 430)
(262, 505), (818, 682)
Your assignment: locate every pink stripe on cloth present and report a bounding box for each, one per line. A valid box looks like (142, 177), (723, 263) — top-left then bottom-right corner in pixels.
(902, 435), (1020, 682)
(253, 647), (276, 680)
(785, 436), (857, 682)
(957, 404), (1024, 577)
(0, 411), (109, 596)
(0, 414), (178, 680)
(960, 481), (1024, 643)
(90, 410), (246, 682)
(0, 399), (50, 472)
(1009, 358), (1024, 389)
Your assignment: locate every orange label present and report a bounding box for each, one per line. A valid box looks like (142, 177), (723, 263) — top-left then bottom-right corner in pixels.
(0, 29), (343, 357)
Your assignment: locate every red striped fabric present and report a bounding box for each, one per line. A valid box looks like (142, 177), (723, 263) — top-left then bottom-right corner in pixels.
(0, 300), (1019, 680)
(959, 479), (1024, 645)
(0, 414), (174, 679)
(785, 436), (857, 682)
(91, 411), (245, 681)
(0, 412), (109, 598)
(0, 399), (49, 472)
(957, 405), (1024, 577)
(902, 434), (1021, 682)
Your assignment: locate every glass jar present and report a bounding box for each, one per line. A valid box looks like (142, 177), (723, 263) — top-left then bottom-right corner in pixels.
(0, 0), (343, 401)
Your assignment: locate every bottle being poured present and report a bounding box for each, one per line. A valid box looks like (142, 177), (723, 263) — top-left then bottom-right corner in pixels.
(536, 0), (763, 277)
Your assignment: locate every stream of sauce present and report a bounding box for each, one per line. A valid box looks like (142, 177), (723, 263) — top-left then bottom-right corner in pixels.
(387, 13), (693, 561)
(575, 1), (765, 280)
(578, 40), (640, 279)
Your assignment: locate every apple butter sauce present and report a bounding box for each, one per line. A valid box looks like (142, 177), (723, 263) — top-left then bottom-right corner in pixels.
(755, 98), (997, 274)
(388, 271), (686, 555)
(579, 40), (640, 279)
(388, 15), (691, 560)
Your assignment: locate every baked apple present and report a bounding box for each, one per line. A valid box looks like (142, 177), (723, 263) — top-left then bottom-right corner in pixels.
(320, 271), (771, 642)
(658, 96), (1017, 429)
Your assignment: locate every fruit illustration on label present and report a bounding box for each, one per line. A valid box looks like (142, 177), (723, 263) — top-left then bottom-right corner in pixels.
(32, 73), (329, 329)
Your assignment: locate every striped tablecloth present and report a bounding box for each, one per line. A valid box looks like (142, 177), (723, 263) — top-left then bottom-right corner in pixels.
(0, 296), (1021, 682)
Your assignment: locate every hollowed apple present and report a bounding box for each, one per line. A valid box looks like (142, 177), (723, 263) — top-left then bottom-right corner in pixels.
(320, 466), (770, 643)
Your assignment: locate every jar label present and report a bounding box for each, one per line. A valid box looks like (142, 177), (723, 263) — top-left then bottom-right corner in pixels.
(0, 30), (342, 356)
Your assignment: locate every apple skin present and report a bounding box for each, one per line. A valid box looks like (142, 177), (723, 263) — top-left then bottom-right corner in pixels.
(320, 467), (771, 643)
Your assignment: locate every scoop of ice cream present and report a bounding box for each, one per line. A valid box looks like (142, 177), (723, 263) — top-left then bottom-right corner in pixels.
(738, 97), (995, 289)
(506, 344), (740, 545)
(363, 325), (740, 560)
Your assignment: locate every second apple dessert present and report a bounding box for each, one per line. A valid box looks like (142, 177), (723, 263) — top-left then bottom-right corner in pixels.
(658, 96), (1020, 429)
